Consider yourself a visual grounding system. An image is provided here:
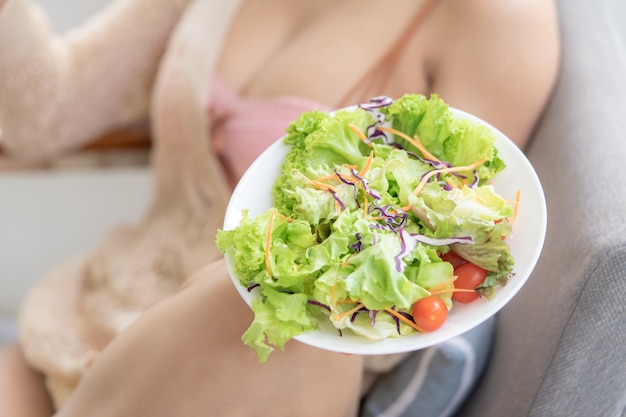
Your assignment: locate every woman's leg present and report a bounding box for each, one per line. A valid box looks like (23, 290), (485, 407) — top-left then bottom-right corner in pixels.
(58, 259), (364, 417)
(0, 344), (54, 417)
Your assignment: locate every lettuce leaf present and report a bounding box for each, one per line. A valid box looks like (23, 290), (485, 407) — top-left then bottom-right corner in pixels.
(242, 288), (317, 362)
(408, 182), (514, 280)
(382, 94), (506, 183)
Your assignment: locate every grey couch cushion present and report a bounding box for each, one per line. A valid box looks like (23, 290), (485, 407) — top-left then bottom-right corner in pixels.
(531, 246), (626, 416)
(456, 0), (626, 416)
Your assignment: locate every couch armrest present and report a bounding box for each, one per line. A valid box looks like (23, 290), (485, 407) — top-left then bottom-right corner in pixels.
(457, 0), (626, 416)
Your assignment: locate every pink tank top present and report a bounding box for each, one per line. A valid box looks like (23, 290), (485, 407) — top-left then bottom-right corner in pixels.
(210, 75), (332, 186)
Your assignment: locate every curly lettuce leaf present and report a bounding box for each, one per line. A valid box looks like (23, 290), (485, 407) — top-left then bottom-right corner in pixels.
(242, 287), (317, 363)
(382, 94), (506, 183)
(274, 108), (376, 213)
(408, 182), (514, 277)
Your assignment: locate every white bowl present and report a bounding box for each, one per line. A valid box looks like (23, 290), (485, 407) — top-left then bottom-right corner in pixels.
(223, 107), (546, 355)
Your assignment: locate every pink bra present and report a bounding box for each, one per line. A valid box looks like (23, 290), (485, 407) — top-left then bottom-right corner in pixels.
(210, 0), (439, 187)
(210, 75), (332, 187)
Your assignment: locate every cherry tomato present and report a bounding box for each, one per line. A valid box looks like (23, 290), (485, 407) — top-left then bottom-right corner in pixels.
(412, 295), (448, 332)
(441, 251), (468, 269)
(452, 263), (488, 303)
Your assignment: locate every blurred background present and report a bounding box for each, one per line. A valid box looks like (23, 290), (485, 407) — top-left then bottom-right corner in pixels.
(0, 1), (149, 322)
(38, 0), (111, 31)
(32, 0), (626, 43)
(1, 0), (626, 333)
(33, 0), (626, 47)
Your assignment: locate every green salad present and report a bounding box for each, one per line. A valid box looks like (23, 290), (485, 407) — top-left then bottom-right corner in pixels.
(217, 94), (515, 362)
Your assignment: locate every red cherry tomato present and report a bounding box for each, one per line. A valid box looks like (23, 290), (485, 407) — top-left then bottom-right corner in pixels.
(452, 263), (488, 303)
(441, 251), (468, 269)
(412, 295), (448, 332)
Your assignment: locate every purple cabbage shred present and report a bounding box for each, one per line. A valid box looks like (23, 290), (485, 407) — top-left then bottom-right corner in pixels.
(335, 168), (360, 207)
(307, 299), (331, 312)
(469, 169), (480, 188)
(350, 168), (381, 200)
(330, 190), (346, 210)
(349, 233), (363, 252)
(350, 306), (369, 323)
(369, 309), (378, 327)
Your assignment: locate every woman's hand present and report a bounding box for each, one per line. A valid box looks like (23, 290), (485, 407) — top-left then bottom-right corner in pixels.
(57, 259), (364, 417)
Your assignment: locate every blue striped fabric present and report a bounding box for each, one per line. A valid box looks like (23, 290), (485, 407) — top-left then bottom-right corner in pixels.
(0, 317), (17, 348)
(361, 316), (495, 417)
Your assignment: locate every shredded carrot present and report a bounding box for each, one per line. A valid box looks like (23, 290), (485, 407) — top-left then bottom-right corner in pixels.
(298, 173), (344, 214)
(373, 205), (413, 221)
(315, 173), (340, 182)
(512, 189), (521, 224)
(376, 126), (439, 161)
(334, 303), (366, 321)
(359, 150), (375, 177)
(427, 276), (458, 294)
(298, 171), (338, 192)
(265, 210), (275, 277)
(348, 123), (373, 148)
(384, 308), (427, 333)
(412, 159), (487, 197)
(310, 179), (339, 193)
(324, 170), (362, 185)
(446, 176), (458, 189)
(276, 212), (294, 222)
(331, 284), (337, 310)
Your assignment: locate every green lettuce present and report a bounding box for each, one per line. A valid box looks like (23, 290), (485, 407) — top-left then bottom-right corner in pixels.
(217, 94), (515, 361)
(382, 94), (506, 184)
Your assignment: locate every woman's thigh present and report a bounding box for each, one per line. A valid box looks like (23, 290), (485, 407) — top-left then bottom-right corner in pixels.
(58, 259), (364, 417)
(0, 344), (54, 417)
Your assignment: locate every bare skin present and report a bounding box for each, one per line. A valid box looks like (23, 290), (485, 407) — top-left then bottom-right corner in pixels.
(218, 0), (560, 148)
(56, 260), (364, 417)
(0, 0), (560, 416)
(0, 346), (54, 417)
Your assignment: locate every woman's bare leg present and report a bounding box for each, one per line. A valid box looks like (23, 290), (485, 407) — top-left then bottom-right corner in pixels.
(0, 344), (54, 417)
(58, 259), (364, 417)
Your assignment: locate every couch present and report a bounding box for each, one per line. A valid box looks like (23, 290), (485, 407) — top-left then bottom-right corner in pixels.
(455, 0), (626, 415)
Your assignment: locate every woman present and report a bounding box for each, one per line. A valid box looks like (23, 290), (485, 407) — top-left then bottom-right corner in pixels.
(0, 0), (560, 415)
